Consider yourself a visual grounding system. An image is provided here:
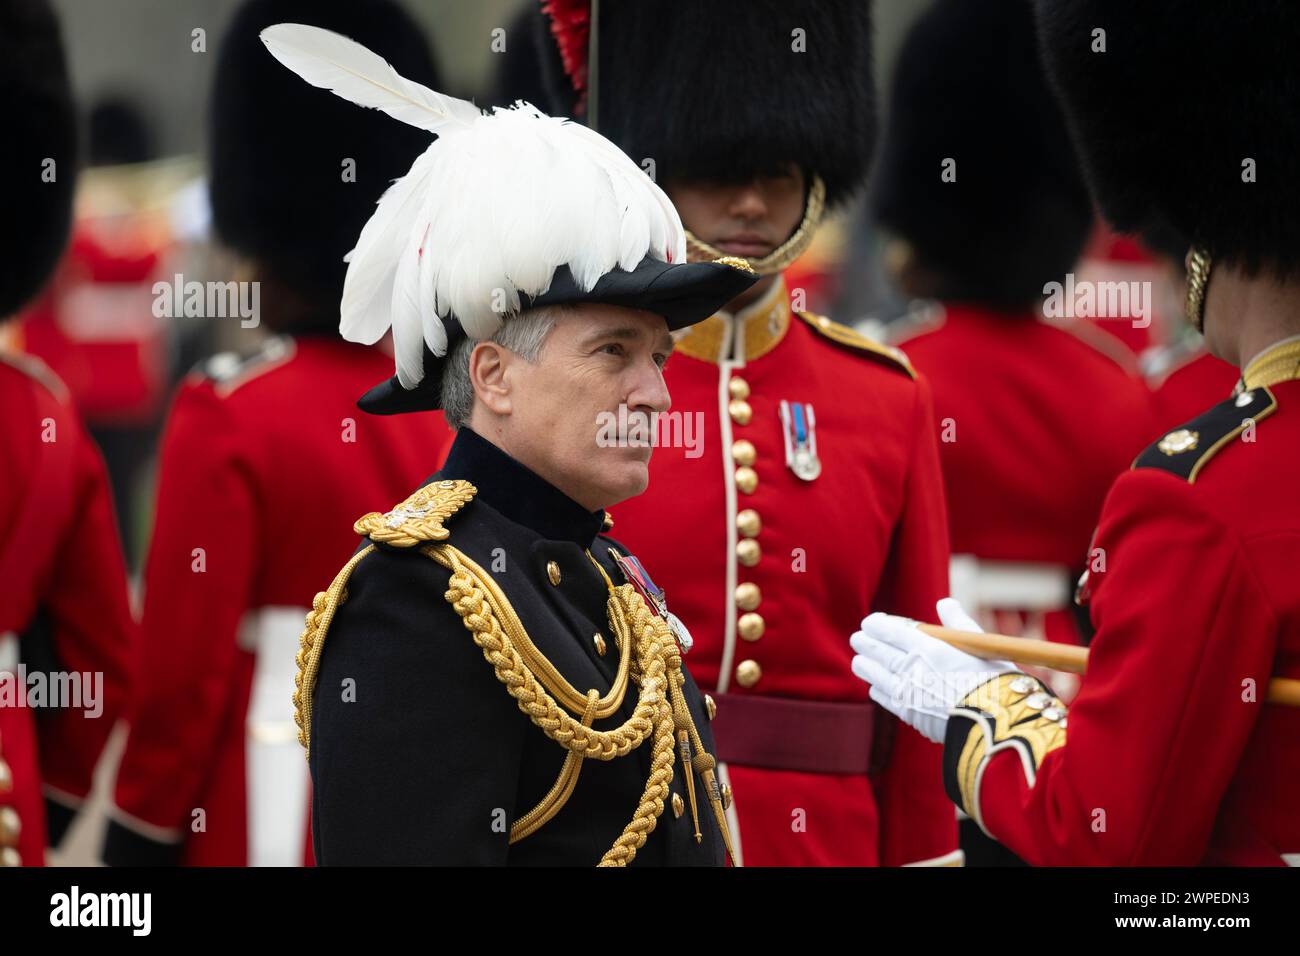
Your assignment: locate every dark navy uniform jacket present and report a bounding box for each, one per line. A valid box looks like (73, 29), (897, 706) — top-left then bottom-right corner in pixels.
(309, 427), (726, 865)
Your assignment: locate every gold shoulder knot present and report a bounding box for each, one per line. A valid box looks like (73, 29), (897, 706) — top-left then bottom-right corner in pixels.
(354, 479), (477, 548)
(795, 312), (916, 379)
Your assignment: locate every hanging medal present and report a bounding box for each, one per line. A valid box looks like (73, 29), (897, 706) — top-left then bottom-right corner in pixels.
(779, 399), (822, 481)
(608, 548), (694, 653)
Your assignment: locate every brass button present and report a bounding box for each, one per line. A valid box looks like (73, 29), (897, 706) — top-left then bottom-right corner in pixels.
(737, 538), (761, 567)
(728, 377), (751, 401)
(735, 659), (762, 688)
(546, 560), (562, 586)
(736, 509), (762, 538)
(735, 582), (761, 611)
(0, 847), (19, 867)
(735, 466), (758, 495)
(1158, 428), (1199, 456)
(738, 612), (765, 642)
(731, 439), (756, 466)
(0, 761), (10, 794)
(593, 633), (607, 657)
(729, 399), (752, 426)
(704, 693), (717, 720)
(0, 807), (18, 846)
(721, 783), (733, 810)
(672, 792), (685, 818)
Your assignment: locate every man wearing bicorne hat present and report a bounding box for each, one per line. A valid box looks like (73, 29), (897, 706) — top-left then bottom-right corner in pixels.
(259, 20), (759, 865)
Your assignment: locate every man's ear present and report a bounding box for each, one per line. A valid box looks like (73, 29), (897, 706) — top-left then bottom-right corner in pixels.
(469, 341), (513, 415)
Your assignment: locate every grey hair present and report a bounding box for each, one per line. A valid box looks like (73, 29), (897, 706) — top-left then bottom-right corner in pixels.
(440, 305), (566, 429)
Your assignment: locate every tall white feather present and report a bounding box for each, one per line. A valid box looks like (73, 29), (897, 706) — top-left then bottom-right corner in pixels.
(259, 24), (480, 131)
(261, 25), (687, 387)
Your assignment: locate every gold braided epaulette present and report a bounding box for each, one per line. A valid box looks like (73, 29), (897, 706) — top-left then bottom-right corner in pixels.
(294, 480), (477, 758)
(353, 479), (477, 547)
(796, 311), (916, 379)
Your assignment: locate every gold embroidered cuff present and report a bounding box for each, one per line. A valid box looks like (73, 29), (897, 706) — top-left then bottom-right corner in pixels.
(942, 673), (1068, 835)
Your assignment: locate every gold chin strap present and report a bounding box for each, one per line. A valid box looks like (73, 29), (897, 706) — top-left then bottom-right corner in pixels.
(685, 175), (827, 276)
(1185, 246), (1214, 334)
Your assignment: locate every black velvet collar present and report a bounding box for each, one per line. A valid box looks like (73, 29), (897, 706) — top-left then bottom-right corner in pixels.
(437, 428), (605, 547)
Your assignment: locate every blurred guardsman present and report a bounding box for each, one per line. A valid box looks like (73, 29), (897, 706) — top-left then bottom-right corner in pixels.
(874, 1), (1156, 674)
(539, 0), (958, 867)
(259, 20), (757, 865)
(871, 0), (1157, 864)
(0, 0), (135, 866)
(104, 0), (453, 867)
(851, 0), (1300, 866)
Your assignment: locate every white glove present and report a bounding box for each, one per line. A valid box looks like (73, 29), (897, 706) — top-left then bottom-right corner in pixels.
(849, 598), (1019, 744)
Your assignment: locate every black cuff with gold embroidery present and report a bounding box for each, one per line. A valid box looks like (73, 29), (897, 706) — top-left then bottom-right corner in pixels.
(942, 673), (1068, 834)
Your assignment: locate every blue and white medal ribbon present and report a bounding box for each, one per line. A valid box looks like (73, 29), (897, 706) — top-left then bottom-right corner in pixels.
(779, 399), (822, 481)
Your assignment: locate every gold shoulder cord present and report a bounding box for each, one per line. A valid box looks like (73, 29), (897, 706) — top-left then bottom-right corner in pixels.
(294, 480), (735, 867)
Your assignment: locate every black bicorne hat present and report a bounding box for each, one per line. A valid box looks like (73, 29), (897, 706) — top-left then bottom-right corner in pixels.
(357, 254), (756, 414)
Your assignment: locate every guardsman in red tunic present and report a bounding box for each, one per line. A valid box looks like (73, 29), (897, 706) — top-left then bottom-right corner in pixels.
(851, 0), (1300, 866)
(869, 0), (1157, 864)
(874, 0), (1156, 682)
(103, 0), (452, 866)
(539, 0), (958, 866)
(0, 0), (135, 867)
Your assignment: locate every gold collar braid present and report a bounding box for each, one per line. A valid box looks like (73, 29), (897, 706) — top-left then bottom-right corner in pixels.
(294, 540), (735, 867)
(1242, 336), (1300, 391)
(685, 175), (826, 277)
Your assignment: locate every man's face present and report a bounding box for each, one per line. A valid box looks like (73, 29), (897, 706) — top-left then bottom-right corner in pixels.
(666, 164), (807, 261)
(496, 304), (674, 511)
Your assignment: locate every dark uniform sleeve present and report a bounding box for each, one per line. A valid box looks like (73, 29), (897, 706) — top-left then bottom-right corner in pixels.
(309, 545), (527, 865)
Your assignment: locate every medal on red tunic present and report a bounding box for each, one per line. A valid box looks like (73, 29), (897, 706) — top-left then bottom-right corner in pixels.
(780, 399), (822, 481)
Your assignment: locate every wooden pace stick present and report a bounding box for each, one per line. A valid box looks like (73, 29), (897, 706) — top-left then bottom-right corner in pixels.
(918, 624), (1300, 708)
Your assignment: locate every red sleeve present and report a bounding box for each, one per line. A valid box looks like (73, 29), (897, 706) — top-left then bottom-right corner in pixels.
(38, 416), (136, 811)
(111, 383), (258, 842)
(871, 374), (960, 865)
(948, 472), (1275, 865)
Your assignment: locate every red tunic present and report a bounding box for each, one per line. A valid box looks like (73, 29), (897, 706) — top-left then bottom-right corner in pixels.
(945, 355), (1300, 865)
(0, 353), (135, 866)
(611, 279), (958, 866)
(896, 304), (1157, 676)
(1148, 345), (1240, 434)
(105, 336), (452, 865)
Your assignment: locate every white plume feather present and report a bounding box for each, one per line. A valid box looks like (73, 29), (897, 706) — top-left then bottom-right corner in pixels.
(259, 23), (480, 131)
(261, 25), (687, 389)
